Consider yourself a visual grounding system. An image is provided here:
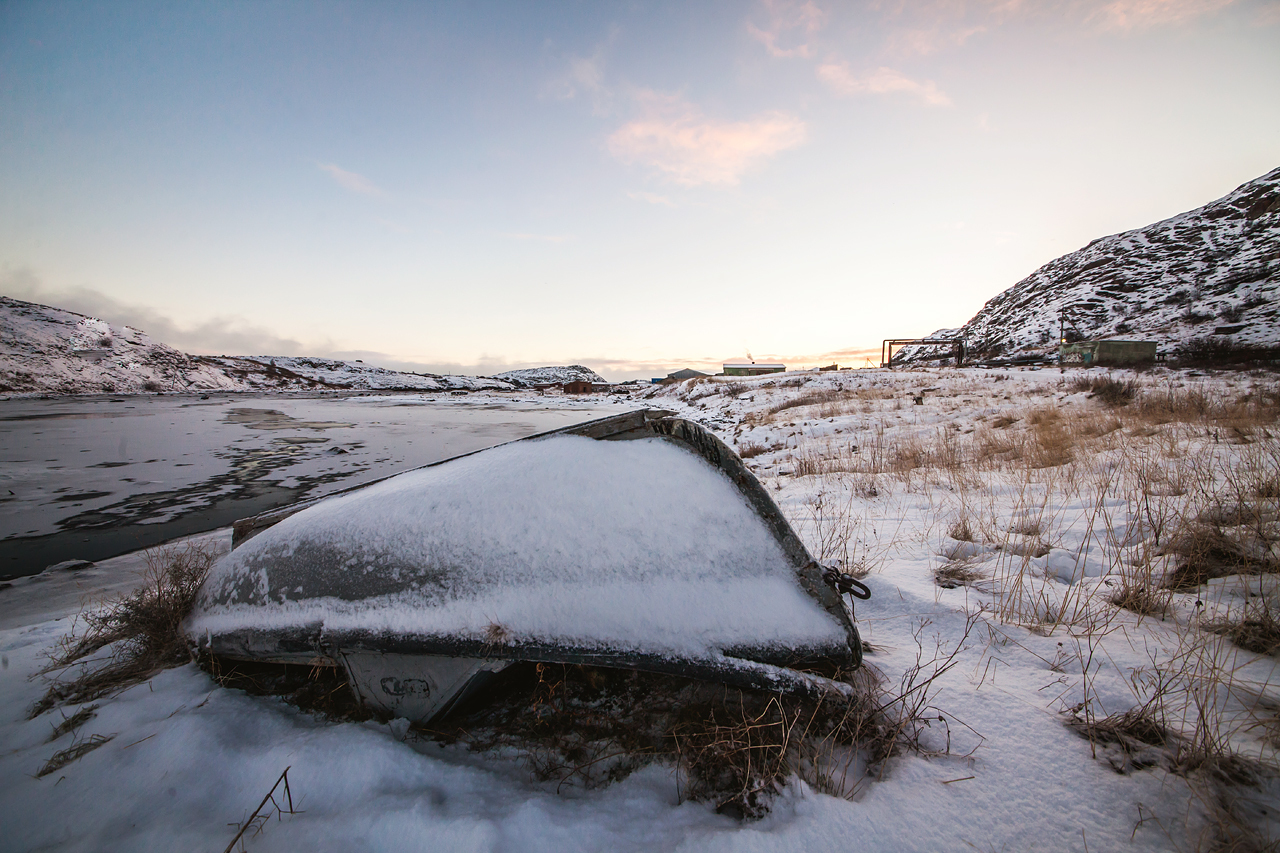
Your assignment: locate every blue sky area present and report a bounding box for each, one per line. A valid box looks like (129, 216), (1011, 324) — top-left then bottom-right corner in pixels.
(2, 0), (1277, 379)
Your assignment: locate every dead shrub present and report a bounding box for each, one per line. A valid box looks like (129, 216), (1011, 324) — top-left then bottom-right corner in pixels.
(1030, 417), (1075, 469)
(1067, 706), (1173, 774)
(202, 657), (371, 721)
(1163, 524), (1278, 591)
(1008, 518), (1043, 537)
(935, 561), (983, 590)
(737, 441), (769, 459)
(948, 518), (974, 542)
(1071, 375), (1138, 407)
(1202, 600), (1280, 657)
(417, 632), (977, 820)
(424, 663), (895, 817)
(31, 541), (218, 717)
(1109, 584), (1173, 618)
(1027, 407), (1061, 426)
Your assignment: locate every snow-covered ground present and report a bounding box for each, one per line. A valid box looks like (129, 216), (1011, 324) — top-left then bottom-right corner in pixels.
(3, 367), (1279, 851)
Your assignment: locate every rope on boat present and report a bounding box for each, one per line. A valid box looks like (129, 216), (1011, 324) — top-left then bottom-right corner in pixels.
(815, 563), (872, 601)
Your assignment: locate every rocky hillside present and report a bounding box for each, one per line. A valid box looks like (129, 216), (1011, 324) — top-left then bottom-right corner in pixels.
(910, 166), (1280, 363)
(0, 297), (247, 394)
(0, 296), (596, 395)
(205, 356), (514, 393)
(495, 365), (607, 386)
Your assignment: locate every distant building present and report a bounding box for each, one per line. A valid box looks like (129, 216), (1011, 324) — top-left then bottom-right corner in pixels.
(1059, 340), (1157, 366)
(722, 362), (785, 376)
(665, 368), (709, 381)
(563, 381), (595, 394)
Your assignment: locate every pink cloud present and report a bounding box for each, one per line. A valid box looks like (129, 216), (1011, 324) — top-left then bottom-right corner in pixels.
(501, 232), (574, 243)
(317, 162), (386, 197)
(817, 62), (952, 106)
(627, 191), (677, 206)
(748, 0), (826, 58)
(1086, 0), (1238, 29)
(607, 92), (807, 186)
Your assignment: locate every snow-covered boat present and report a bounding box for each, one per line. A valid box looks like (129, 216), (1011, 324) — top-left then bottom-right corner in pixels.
(187, 409), (866, 724)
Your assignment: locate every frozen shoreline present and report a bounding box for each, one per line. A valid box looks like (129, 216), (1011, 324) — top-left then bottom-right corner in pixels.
(0, 391), (619, 578)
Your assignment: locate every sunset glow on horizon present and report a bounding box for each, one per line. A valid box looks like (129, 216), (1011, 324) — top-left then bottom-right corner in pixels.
(2, 0), (1277, 380)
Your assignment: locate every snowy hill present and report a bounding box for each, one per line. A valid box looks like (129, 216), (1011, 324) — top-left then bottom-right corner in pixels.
(0, 296), (547, 395)
(0, 297), (248, 394)
(494, 365), (607, 386)
(911, 166), (1280, 363)
(203, 356), (515, 393)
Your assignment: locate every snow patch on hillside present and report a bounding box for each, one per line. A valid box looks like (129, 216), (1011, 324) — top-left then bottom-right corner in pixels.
(0, 296), (247, 395)
(904, 166), (1280, 363)
(495, 365), (607, 387)
(0, 297), (604, 396)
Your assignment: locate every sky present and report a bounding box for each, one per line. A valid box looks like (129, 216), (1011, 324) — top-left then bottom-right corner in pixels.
(1, 0), (1277, 381)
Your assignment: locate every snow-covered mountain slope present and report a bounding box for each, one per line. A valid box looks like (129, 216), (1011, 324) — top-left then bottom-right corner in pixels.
(495, 365), (607, 386)
(929, 166), (1280, 362)
(0, 297), (570, 395)
(204, 356), (515, 392)
(0, 297), (249, 394)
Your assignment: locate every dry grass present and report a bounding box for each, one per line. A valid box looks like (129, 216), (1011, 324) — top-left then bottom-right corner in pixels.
(203, 657), (371, 721)
(47, 703), (98, 743)
(1202, 599), (1280, 657)
(1110, 583), (1174, 618)
(1163, 524), (1278, 591)
(31, 542), (217, 718)
(1070, 375), (1138, 407)
(36, 733), (114, 778)
(935, 560), (984, 589)
(948, 518), (975, 542)
(425, 663), (891, 817)
(1067, 706), (1173, 774)
(418, 616), (978, 818)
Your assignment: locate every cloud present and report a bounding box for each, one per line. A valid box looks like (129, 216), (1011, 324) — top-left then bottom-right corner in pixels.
(317, 162), (386, 197)
(886, 24), (988, 55)
(1086, 0), (1238, 29)
(608, 92), (807, 186)
(541, 35), (617, 115)
(747, 0), (826, 58)
(1, 269), (325, 356)
(627, 191), (677, 206)
(500, 232), (574, 243)
(817, 62), (952, 106)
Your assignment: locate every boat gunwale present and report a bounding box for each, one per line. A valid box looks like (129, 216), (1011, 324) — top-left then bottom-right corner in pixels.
(195, 407), (864, 690)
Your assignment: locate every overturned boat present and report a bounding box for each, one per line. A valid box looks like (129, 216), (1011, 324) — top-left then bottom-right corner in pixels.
(187, 409), (868, 724)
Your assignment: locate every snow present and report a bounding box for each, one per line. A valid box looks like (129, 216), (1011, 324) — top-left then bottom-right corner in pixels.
(191, 434), (846, 657)
(0, 296), (247, 395)
(1, 296), (620, 397)
(3, 368), (1278, 850)
(494, 365), (607, 387)
(222, 356), (516, 392)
